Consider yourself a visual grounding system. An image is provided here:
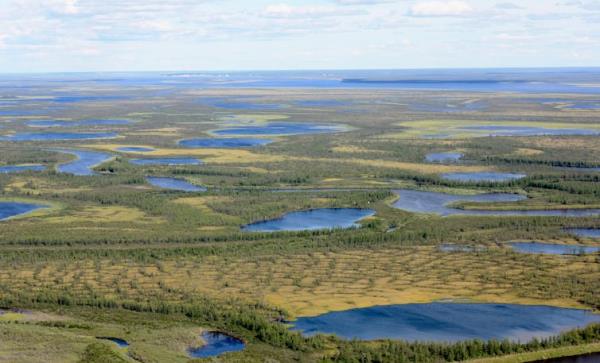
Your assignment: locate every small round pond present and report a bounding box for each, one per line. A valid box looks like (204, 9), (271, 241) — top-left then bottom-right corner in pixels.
(188, 331), (245, 358)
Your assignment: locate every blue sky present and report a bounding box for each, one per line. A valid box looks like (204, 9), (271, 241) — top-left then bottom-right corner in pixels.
(1, 0), (599, 72)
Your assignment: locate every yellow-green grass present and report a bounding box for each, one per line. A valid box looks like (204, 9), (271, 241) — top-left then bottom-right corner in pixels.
(1, 246), (597, 318)
(4, 178), (94, 195)
(467, 342), (600, 363)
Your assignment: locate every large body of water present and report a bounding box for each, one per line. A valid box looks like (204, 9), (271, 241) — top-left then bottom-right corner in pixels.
(179, 138), (273, 148)
(0, 202), (46, 221)
(213, 122), (346, 136)
(242, 208), (375, 232)
(52, 149), (114, 176)
(392, 189), (600, 217)
(460, 125), (600, 137)
(291, 303), (600, 342)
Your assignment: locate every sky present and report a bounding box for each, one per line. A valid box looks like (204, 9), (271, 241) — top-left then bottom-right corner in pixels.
(0, 0), (599, 73)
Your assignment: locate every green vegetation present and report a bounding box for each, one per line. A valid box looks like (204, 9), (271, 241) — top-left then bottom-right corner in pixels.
(1, 87), (599, 362)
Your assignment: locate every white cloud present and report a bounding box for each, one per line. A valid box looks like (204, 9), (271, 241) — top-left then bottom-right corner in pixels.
(263, 3), (358, 18)
(409, 1), (474, 17)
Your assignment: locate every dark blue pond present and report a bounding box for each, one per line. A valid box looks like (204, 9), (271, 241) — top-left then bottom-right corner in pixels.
(0, 132), (117, 141)
(0, 165), (45, 173)
(242, 208), (375, 232)
(392, 189), (600, 217)
(117, 147), (154, 152)
(97, 337), (129, 348)
(291, 303), (600, 342)
(509, 242), (600, 255)
(533, 352), (600, 363)
(566, 229), (600, 239)
(425, 152), (463, 163)
(188, 331), (245, 358)
(441, 172), (526, 182)
(129, 158), (202, 166)
(460, 125), (600, 137)
(26, 119), (130, 127)
(146, 177), (206, 192)
(179, 138), (273, 148)
(52, 149), (113, 176)
(0, 202), (46, 221)
(213, 122), (346, 136)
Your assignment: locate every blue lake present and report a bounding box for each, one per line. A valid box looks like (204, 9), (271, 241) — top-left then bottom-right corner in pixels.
(0, 202), (46, 221)
(97, 337), (129, 348)
(129, 158), (202, 166)
(52, 149), (114, 176)
(295, 100), (350, 107)
(198, 97), (284, 110)
(213, 122), (346, 136)
(566, 229), (600, 239)
(460, 125), (600, 137)
(425, 152), (463, 163)
(291, 303), (600, 342)
(117, 147), (155, 152)
(52, 95), (129, 103)
(26, 119), (130, 127)
(179, 138), (273, 148)
(0, 165), (45, 173)
(188, 332), (245, 358)
(146, 177), (206, 192)
(509, 242), (600, 255)
(441, 172), (526, 182)
(0, 132), (117, 141)
(392, 189), (600, 217)
(242, 208), (375, 232)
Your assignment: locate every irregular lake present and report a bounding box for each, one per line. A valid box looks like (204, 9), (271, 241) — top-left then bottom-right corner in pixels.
(0, 165), (45, 173)
(52, 149), (114, 176)
(179, 138), (273, 148)
(242, 208), (375, 232)
(213, 122), (346, 136)
(565, 229), (600, 239)
(291, 303), (600, 342)
(509, 242), (600, 255)
(146, 177), (206, 192)
(117, 147), (155, 152)
(198, 97), (283, 110)
(26, 119), (130, 127)
(392, 189), (600, 217)
(188, 331), (245, 358)
(0, 202), (46, 221)
(460, 125), (600, 137)
(0, 132), (117, 141)
(96, 337), (129, 348)
(425, 152), (463, 163)
(441, 172), (526, 182)
(129, 158), (202, 166)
